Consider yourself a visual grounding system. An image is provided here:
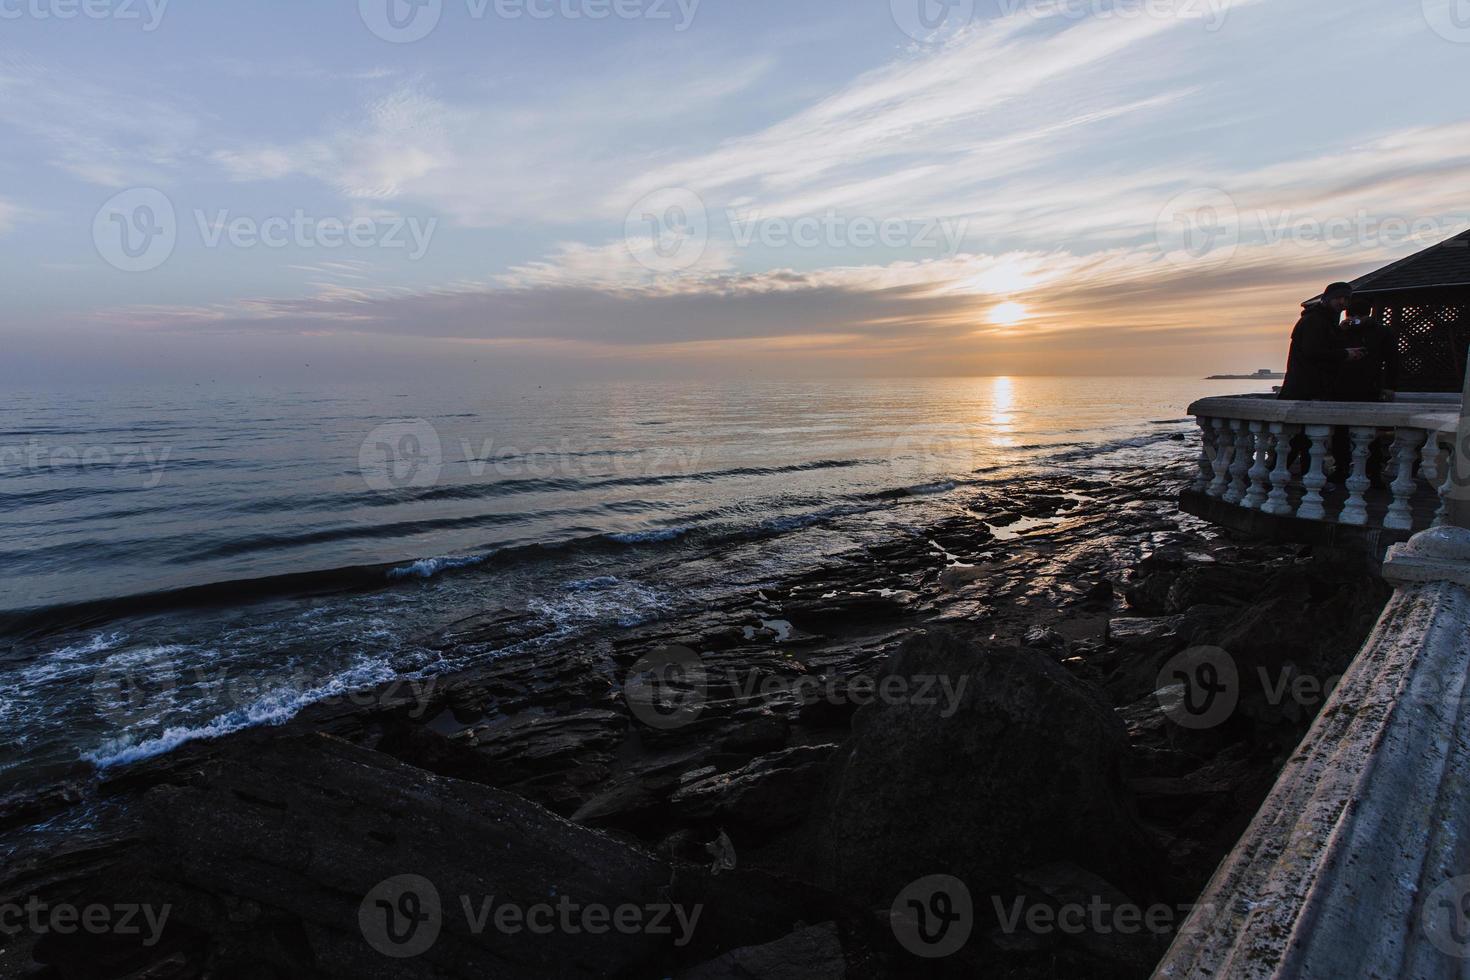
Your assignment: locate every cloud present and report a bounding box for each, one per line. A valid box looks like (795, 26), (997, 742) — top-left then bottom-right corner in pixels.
(213, 85), (451, 198)
(210, 57), (775, 226)
(198, 2), (1274, 251)
(0, 55), (202, 187)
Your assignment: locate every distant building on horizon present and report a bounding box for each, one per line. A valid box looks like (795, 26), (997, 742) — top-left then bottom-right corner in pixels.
(1206, 367), (1283, 380)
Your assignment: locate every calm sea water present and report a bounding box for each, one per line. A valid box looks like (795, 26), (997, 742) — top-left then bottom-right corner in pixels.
(0, 377), (1266, 793)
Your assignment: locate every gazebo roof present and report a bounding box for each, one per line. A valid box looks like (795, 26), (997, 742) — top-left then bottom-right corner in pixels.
(1348, 227), (1470, 297)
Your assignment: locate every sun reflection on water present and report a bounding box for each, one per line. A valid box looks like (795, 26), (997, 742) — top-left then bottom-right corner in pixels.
(990, 376), (1016, 447)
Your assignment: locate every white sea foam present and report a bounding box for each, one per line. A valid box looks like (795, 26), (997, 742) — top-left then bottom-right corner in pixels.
(387, 554), (486, 580)
(904, 480), (958, 496)
(606, 528), (686, 544)
(530, 577), (675, 631)
(567, 575), (620, 591)
(83, 656), (402, 769)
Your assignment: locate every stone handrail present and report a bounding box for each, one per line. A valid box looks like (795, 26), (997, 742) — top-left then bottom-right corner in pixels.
(1188, 395), (1462, 532)
(1153, 528), (1470, 978)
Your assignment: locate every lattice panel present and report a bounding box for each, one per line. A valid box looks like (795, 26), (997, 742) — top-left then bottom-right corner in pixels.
(1385, 303), (1469, 391)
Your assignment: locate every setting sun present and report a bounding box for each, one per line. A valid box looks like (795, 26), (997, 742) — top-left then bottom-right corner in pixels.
(988, 301), (1031, 326)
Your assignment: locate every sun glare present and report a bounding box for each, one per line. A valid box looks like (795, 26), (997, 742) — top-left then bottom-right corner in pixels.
(988, 301), (1031, 326)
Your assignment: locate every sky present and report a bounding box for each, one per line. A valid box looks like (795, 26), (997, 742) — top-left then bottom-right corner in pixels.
(2, 0), (1469, 384)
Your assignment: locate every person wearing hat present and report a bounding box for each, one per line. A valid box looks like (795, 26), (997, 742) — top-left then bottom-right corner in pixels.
(1277, 282), (1361, 402)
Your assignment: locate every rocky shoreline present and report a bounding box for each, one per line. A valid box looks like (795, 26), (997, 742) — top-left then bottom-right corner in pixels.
(0, 447), (1391, 979)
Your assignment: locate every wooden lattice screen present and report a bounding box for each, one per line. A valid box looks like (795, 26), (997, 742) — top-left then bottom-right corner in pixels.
(1381, 301), (1470, 392)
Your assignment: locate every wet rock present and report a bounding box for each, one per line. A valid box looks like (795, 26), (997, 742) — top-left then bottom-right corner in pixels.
(811, 629), (1156, 906)
(782, 590), (917, 629)
(1128, 747), (1257, 823)
(570, 776), (677, 830)
(1008, 862), (1166, 972)
(939, 563), (987, 592)
(678, 922), (847, 980)
(672, 745), (838, 832)
(796, 692), (861, 731)
(717, 713), (791, 755)
(1126, 563), (1261, 616)
(1022, 626), (1069, 656)
(465, 709), (627, 770)
(657, 828), (711, 865)
(24, 734), (850, 980)
(1081, 578), (1115, 606)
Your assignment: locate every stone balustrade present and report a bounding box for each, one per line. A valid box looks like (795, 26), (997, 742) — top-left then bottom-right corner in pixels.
(1187, 395), (1462, 539)
(1153, 527), (1470, 979)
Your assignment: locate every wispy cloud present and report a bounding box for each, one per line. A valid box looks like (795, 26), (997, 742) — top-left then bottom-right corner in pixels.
(0, 54), (201, 187)
(0, 198), (19, 235)
(211, 56), (776, 226)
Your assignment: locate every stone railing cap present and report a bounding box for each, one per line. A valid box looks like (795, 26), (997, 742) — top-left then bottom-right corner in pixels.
(1383, 526), (1470, 586)
(1189, 395), (1460, 430)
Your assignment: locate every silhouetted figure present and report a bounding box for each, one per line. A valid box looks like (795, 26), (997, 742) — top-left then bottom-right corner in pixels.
(1322, 298), (1396, 486)
(1278, 282), (1358, 401)
(1327, 298), (1397, 402)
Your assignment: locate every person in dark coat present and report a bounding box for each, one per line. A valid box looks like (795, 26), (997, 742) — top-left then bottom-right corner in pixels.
(1278, 282), (1360, 401)
(1326, 298), (1397, 402)
(1324, 297), (1397, 486)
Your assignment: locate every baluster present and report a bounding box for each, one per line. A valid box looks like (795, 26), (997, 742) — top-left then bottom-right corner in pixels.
(1192, 417), (1216, 493)
(1207, 418), (1233, 498)
(1384, 428), (1419, 531)
(1420, 429), (1442, 489)
(1435, 435), (1457, 527)
(1338, 427), (1375, 526)
(1297, 424), (1332, 520)
(1224, 420), (1252, 505)
(1262, 422), (1298, 516)
(1243, 421), (1271, 510)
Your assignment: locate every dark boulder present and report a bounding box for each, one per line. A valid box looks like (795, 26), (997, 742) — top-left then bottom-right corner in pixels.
(671, 744), (838, 832)
(16, 734), (849, 979)
(678, 922), (847, 979)
(810, 629), (1156, 907)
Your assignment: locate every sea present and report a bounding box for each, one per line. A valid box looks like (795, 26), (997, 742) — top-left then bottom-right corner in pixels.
(0, 376), (1268, 796)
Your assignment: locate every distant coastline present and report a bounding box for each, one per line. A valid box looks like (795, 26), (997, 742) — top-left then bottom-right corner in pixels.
(1206, 368), (1283, 380)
